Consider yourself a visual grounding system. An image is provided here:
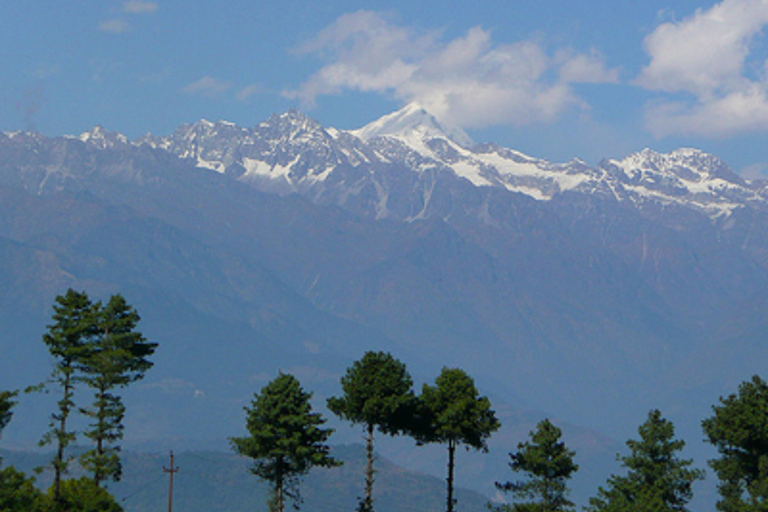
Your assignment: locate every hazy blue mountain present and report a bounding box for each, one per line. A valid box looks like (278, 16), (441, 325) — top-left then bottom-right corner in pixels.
(0, 106), (759, 508)
(1, 446), (492, 512)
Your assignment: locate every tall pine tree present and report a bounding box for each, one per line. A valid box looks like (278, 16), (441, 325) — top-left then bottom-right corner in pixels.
(588, 409), (703, 512)
(79, 294), (157, 486)
(703, 375), (768, 512)
(39, 289), (97, 504)
(493, 419), (577, 512)
(419, 367), (500, 512)
(328, 352), (415, 512)
(231, 372), (339, 512)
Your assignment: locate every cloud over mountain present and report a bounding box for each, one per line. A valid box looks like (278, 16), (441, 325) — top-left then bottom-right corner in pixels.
(286, 10), (619, 130)
(637, 0), (768, 137)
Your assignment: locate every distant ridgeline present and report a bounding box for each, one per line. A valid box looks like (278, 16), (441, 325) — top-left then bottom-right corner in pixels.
(2, 105), (768, 510)
(1, 447), (490, 512)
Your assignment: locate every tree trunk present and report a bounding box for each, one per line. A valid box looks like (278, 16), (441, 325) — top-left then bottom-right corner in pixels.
(365, 423), (375, 512)
(94, 383), (106, 487)
(276, 470), (284, 512)
(447, 439), (456, 512)
(54, 370), (73, 504)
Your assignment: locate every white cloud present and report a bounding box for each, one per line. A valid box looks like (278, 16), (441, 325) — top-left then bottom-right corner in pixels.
(124, 1), (158, 14)
(99, 19), (131, 34)
(646, 84), (768, 137)
(637, 0), (768, 137)
(285, 11), (619, 129)
(237, 84), (262, 102)
(741, 161), (768, 178)
(558, 49), (621, 84)
(183, 76), (231, 97)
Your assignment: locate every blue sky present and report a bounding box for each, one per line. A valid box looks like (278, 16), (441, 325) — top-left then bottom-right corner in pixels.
(4, 0), (768, 174)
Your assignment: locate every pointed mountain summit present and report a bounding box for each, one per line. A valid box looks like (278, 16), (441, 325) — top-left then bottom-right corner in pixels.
(78, 125), (129, 149)
(352, 103), (474, 148)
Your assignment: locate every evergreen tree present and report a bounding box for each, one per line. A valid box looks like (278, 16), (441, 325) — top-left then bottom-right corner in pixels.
(0, 466), (49, 512)
(0, 389), (18, 468)
(79, 294), (157, 487)
(492, 419), (576, 512)
(420, 367), (500, 512)
(0, 391), (48, 512)
(52, 477), (124, 512)
(703, 375), (768, 512)
(39, 289), (97, 504)
(0, 390), (17, 437)
(231, 372), (339, 512)
(327, 351), (415, 512)
(588, 409), (703, 512)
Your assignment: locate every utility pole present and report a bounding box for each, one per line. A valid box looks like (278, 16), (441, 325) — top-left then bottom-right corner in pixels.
(163, 450), (179, 512)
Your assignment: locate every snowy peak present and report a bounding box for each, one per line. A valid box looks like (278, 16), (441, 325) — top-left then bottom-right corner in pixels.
(352, 103), (474, 148)
(170, 119), (248, 145)
(57, 108), (768, 222)
(78, 126), (129, 149)
(258, 109), (329, 141)
(595, 147), (764, 217)
(606, 147), (747, 190)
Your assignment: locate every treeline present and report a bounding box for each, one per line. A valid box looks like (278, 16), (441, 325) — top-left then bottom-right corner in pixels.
(228, 351), (768, 512)
(3, 291), (768, 512)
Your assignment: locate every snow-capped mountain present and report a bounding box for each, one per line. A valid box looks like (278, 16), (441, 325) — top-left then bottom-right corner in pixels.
(351, 102), (474, 147)
(3, 105), (768, 510)
(127, 104), (768, 223)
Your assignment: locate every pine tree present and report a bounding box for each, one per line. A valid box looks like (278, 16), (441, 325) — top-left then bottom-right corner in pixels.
(327, 351), (415, 512)
(79, 294), (157, 486)
(231, 372), (340, 512)
(588, 409), (703, 512)
(493, 419), (577, 512)
(0, 389), (18, 440)
(0, 466), (49, 512)
(39, 289), (97, 504)
(53, 477), (124, 512)
(420, 367), (500, 512)
(0, 389), (18, 466)
(703, 375), (768, 512)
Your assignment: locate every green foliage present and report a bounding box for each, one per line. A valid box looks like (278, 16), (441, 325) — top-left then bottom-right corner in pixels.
(231, 372), (339, 512)
(0, 390), (17, 436)
(588, 409), (703, 512)
(493, 419), (577, 512)
(419, 368), (499, 450)
(703, 375), (768, 512)
(39, 289), (98, 500)
(79, 294), (157, 485)
(51, 477), (123, 512)
(0, 390), (18, 466)
(0, 466), (48, 512)
(327, 351), (415, 435)
(38, 289), (155, 492)
(328, 351), (416, 512)
(420, 367), (500, 512)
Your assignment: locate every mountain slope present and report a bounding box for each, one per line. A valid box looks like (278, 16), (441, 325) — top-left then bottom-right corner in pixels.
(0, 107), (764, 508)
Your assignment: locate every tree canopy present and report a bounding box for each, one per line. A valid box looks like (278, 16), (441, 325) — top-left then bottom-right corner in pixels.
(703, 375), (768, 512)
(0, 390), (17, 437)
(494, 418), (577, 512)
(39, 289), (97, 503)
(231, 372), (339, 512)
(588, 409), (703, 512)
(420, 367), (500, 512)
(79, 294), (157, 486)
(328, 351), (415, 512)
(0, 466), (48, 512)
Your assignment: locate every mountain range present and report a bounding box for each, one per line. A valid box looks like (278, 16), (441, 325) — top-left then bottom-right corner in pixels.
(1, 102), (765, 506)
